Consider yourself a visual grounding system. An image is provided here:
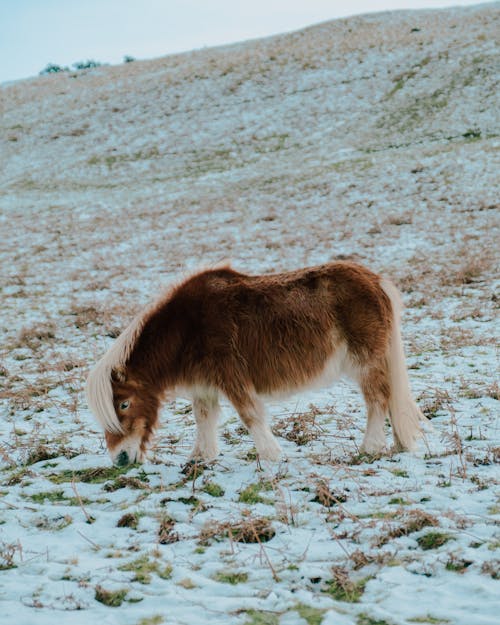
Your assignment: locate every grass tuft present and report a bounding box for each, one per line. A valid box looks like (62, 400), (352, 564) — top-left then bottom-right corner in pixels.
(214, 570), (249, 584)
(0, 541), (20, 570)
(158, 514), (179, 544)
(417, 532), (453, 550)
(199, 516), (275, 545)
(242, 609), (280, 625)
(312, 479), (347, 507)
(94, 585), (128, 607)
(137, 617), (164, 625)
(296, 604), (327, 625)
(357, 614), (393, 625)
(202, 481), (225, 497)
(238, 480), (273, 504)
(377, 509), (439, 546)
(117, 512), (140, 529)
(119, 554), (172, 584)
(48, 465), (139, 484)
(323, 567), (369, 603)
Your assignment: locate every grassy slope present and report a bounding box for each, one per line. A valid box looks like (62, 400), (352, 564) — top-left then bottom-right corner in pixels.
(0, 4), (499, 625)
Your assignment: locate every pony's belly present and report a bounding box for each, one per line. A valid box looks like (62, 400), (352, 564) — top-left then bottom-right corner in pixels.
(263, 342), (350, 400)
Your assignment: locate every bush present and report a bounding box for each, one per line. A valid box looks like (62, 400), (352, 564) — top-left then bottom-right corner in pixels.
(72, 59), (102, 70)
(39, 63), (69, 75)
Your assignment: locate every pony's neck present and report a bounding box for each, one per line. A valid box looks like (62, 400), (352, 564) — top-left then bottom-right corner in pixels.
(127, 300), (183, 394)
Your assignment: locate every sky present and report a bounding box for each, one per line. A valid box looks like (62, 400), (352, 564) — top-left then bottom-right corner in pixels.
(0, 0), (495, 84)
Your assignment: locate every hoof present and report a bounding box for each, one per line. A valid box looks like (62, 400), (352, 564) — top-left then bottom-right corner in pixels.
(256, 441), (282, 462)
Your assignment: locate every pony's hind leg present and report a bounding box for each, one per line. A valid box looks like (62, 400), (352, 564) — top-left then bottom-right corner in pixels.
(359, 365), (391, 455)
(189, 389), (220, 462)
(229, 391), (282, 461)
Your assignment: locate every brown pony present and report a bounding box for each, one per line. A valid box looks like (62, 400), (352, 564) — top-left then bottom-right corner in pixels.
(85, 262), (426, 466)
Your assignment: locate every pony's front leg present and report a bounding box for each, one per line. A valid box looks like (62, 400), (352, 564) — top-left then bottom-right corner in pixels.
(233, 393), (282, 462)
(189, 391), (220, 462)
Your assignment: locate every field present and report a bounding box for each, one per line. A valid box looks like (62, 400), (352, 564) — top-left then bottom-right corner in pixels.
(0, 4), (499, 624)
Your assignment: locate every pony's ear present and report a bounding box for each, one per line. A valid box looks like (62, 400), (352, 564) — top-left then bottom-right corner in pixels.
(111, 366), (127, 383)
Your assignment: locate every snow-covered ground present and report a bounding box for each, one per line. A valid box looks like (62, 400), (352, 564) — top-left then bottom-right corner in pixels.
(0, 4), (499, 624)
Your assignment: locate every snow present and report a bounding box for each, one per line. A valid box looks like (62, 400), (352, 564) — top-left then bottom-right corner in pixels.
(0, 3), (499, 625)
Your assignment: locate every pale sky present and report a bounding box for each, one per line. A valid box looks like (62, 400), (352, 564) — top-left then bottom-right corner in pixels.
(0, 0), (495, 84)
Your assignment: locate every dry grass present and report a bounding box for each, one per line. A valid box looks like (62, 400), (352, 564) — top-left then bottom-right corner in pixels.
(312, 479), (348, 507)
(481, 560), (500, 580)
(384, 212), (413, 226)
(0, 541), (21, 570)
(418, 389), (452, 419)
(375, 509), (439, 547)
(441, 254), (492, 286)
(349, 549), (392, 571)
(117, 512), (140, 529)
(158, 514), (180, 545)
(199, 516), (275, 545)
(323, 567), (369, 603)
(16, 322), (56, 350)
(272, 405), (326, 445)
(67, 303), (128, 337)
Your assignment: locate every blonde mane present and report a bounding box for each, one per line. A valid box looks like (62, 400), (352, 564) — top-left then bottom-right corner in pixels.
(84, 263), (231, 434)
(85, 312), (146, 434)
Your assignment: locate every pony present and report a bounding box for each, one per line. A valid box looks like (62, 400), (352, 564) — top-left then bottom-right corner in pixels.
(85, 261), (426, 466)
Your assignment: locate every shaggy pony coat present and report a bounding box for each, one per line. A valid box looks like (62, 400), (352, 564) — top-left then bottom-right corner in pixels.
(86, 262), (425, 465)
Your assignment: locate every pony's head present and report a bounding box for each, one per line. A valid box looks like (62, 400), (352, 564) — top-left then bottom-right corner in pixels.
(85, 305), (163, 465)
(108, 368), (161, 465)
(86, 361), (160, 465)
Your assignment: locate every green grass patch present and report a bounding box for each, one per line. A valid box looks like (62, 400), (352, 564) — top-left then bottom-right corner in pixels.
(238, 481), (273, 504)
(390, 469), (409, 478)
(323, 569), (370, 603)
(28, 490), (66, 503)
(388, 497), (410, 505)
(417, 532), (453, 550)
(137, 617), (164, 625)
(296, 603), (327, 625)
(445, 556), (472, 573)
(214, 570), (249, 584)
(202, 481), (225, 497)
(28, 490), (91, 506)
(324, 578), (367, 602)
(48, 465), (141, 484)
(119, 554), (172, 584)
(408, 617), (451, 624)
(177, 495), (204, 508)
(243, 609), (280, 625)
(357, 615), (393, 625)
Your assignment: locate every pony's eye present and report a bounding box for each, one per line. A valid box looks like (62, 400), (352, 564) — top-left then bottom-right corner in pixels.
(119, 400), (130, 411)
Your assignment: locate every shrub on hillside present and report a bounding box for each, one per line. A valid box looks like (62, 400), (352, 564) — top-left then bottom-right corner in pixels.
(39, 63), (69, 75)
(72, 59), (102, 70)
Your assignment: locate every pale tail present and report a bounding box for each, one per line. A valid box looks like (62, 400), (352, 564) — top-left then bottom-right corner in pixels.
(381, 278), (426, 451)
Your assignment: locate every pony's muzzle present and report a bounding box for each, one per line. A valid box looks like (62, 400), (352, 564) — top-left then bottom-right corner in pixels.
(115, 450), (130, 467)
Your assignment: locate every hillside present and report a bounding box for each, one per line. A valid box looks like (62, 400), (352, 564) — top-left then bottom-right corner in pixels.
(0, 4), (499, 625)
